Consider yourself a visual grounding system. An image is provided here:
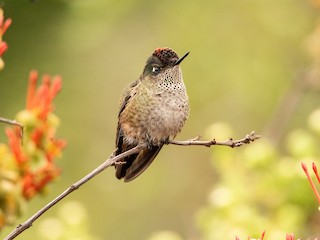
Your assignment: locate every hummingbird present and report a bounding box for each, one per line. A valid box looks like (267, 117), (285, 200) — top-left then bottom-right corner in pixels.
(115, 47), (190, 182)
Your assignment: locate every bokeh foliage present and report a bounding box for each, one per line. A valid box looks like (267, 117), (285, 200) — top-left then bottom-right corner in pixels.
(1, 0), (320, 239)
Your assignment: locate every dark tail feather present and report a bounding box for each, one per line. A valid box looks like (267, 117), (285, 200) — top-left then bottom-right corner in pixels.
(115, 144), (163, 182)
(115, 150), (138, 180)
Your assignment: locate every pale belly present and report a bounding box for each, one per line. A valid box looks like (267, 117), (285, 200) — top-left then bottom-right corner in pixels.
(120, 89), (189, 146)
(146, 95), (189, 144)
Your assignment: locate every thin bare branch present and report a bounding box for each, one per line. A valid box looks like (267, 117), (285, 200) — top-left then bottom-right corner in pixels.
(0, 117), (23, 128)
(168, 131), (261, 148)
(4, 144), (146, 240)
(0, 117), (24, 138)
(4, 131), (260, 240)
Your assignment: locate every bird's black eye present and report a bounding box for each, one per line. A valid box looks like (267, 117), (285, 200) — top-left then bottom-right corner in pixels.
(152, 66), (160, 74)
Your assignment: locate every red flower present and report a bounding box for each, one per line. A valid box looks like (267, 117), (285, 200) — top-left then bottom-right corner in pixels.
(301, 162), (320, 205)
(286, 233), (295, 240)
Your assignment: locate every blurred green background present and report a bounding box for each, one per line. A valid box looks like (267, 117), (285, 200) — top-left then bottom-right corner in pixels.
(1, 0), (320, 239)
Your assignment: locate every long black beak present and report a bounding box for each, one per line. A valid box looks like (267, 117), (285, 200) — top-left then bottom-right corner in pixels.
(174, 52), (189, 66)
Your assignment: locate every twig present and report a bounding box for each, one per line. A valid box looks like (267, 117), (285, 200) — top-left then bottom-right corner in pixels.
(0, 117), (24, 138)
(0, 117), (23, 128)
(4, 144), (146, 240)
(4, 131), (260, 240)
(168, 131), (261, 147)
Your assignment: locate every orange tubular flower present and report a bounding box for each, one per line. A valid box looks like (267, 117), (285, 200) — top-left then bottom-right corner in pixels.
(26, 71), (63, 120)
(0, 9), (12, 35)
(0, 8), (12, 69)
(5, 71), (66, 200)
(0, 41), (8, 56)
(5, 127), (27, 166)
(0, 7), (65, 229)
